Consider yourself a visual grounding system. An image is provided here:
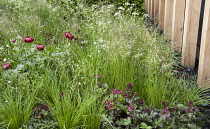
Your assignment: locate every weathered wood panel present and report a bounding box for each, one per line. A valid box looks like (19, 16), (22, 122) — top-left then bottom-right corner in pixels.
(171, 0), (186, 52)
(164, 0), (174, 39)
(182, 0), (202, 68)
(154, 0), (159, 23)
(198, 0), (210, 88)
(158, 0), (165, 30)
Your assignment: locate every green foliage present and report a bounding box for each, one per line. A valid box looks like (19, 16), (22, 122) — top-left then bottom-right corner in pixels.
(102, 84), (205, 128)
(0, 0), (209, 128)
(112, 0), (145, 15)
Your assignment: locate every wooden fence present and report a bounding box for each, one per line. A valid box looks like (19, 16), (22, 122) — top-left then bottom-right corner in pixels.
(144, 0), (210, 89)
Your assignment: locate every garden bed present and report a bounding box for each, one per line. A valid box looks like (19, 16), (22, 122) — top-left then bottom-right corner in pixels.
(0, 0), (209, 128)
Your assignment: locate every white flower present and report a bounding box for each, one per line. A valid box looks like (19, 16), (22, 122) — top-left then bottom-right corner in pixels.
(0, 47), (3, 49)
(16, 35), (22, 40)
(132, 12), (139, 16)
(8, 81), (11, 83)
(118, 7), (125, 11)
(3, 58), (7, 61)
(125, 2), (130, 6)
(6, 45), (9, 47)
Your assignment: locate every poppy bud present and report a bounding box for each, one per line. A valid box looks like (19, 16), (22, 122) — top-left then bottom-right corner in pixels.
(24, 36), (34, 43)
(36, 44), (45, 50)
(2, 63), (11, 70)
(64, 32), (74, 39)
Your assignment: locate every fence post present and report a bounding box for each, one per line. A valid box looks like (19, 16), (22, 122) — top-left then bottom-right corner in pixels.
(172, 0), (186, 52)
(153, 0), (159, 23)
(144, 0), (147, 13)
(164, 0), (174, 39)
(150, 0), (154, 18)
(159, 0), (165, 30)
(182, 0), (202, 68)
(147, 0), (151, 15)
(198, 0), (210, 88)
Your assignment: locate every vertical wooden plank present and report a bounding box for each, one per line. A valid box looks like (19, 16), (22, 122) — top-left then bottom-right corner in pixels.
(182, 0), (202, 68)
(150, 0), (154, 18)
(145, 0), (148, 13)
(164, 0), (174, 39)
(154, 0), (159, 23)
(198, 0), (210, 88)
(148, 0), (151, 15)
(171, 0), (186, 52)
(159, 0), (165, 30)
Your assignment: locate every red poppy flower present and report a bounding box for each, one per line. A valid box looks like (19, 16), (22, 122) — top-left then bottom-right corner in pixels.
(2, 63), (11, 70)
(64, 32), (74, 39)
(36, 44), (45, 50)
(24, 36), (34, 43)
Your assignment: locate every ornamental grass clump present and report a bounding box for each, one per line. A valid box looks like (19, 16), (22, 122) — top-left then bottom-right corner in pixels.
(101, 83), (206, 129)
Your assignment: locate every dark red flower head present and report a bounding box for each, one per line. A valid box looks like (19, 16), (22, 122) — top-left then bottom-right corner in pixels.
(126, 83), (133, 88)
(11, 39), (16, 43)
(39, 104), (49, 111)
(139, 99), (145, 104)
(64, 32), (74, 39)
(36, 44), (45, 50)
(2, 63), (11, 70)
(189, 101), (193, 107)
(162, 101), (166, 105)
(33, 108), (39, 111)
(24, 36), (34, 43)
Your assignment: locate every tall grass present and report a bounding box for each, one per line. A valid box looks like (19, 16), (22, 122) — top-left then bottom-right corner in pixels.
(0, 0), (209, 128)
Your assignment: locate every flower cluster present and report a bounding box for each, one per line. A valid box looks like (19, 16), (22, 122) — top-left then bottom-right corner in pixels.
(33, 104), (49, 119)
(2, 31), (76, 70)
(102, 83), (204, 129)
(26, 104), (57, 128)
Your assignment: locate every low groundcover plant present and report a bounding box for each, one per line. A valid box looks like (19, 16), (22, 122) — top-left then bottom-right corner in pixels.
(101, 83), (205, 129)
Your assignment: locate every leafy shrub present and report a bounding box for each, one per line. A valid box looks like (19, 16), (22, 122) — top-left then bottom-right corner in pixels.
(109, 0), (145, 16)
(101, 83), (205, 129)
(47, 0), (145, 16)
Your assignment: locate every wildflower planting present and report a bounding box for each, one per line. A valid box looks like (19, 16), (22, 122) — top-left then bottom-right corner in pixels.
(0, 0), (209, 128)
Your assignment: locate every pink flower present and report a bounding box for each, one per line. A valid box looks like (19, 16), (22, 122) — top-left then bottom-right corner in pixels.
(10, 39), (16, 43)
(144, 109), (150, 113)
(110, 89), (125, 94)
(33, 108), (39, 111)
(174, 106), (178, 112)
(184, 108), (191, 113)
(162, 101), (166, 105)
(64, 32), (74, 39)
(36, 44), (45, 50)
(139, 99), (145, 104)
(2, 63), (11, 70)
(192, 107), (199, 111)
(162, 107), (170, 115)
(39, 104), (49, 111)
(127, 103), (136, 112)
(105, 100), (112, 106)
(126, 83), (133, 88)
(39, 114), (45, 118)
(59, 92), (65, 97)
(189, 101), (193, 107)
(24, 36), (34, 43)
(104, 100), (115, 110)
(134, 92), (138, 95)
(93, 75), (102, 78)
